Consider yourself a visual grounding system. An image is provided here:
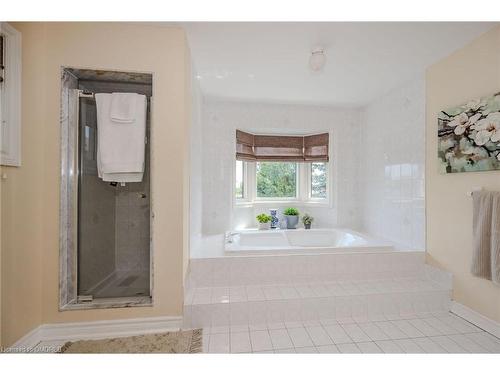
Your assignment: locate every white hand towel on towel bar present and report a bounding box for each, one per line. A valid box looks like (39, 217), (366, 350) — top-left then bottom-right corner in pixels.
(95, 92), (147, 183)
(110, 92), (138, 123)
(471, 190), (500, 285)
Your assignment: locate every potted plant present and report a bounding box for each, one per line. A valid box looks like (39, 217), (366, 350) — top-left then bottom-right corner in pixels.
(302, 213), (314, 229)
(283, 207), (299, 229)
(256, 213), (272, 230)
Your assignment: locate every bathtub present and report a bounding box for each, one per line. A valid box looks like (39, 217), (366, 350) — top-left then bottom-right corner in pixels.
(224, 228), (393, 254)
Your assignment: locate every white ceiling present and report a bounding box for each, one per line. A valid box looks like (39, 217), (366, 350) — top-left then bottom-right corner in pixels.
(184, 22), (497, 107)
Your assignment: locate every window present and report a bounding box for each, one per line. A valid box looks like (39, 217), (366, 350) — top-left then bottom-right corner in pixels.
(256, 162), (297, 199)
(310, 162), (327, 199)
(235, 160), (330, 204)
(0, 23), (21, 167)
(235, 160), (245, 199)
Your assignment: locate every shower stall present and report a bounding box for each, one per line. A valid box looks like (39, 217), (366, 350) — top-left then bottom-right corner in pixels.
(59, 67), (153, 309)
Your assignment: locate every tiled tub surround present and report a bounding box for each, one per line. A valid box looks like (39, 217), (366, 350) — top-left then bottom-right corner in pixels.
(183, 251), (460, 351)
(359, 77), (426, 250)
(183, 252), (500, 353)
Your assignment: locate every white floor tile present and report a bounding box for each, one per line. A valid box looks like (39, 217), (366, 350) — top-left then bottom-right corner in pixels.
(422, 317), (459, 335)
(357, 322), (389, 341)
(295, 285), (315, 298)
(394, 338), (425, 353)
(250, 330), (273, 352)
(262, 286), (283, 300)
(341, 323), (371, 343)
(412, 337), (446, 353)
(279, 286), (300, 299)
(209, 333), (230, 353)
(288, 327), (314, 348)
(230, 325), (249, 333)
(211, 287), (230, 304)
(246, 286), (265, 301)
(316, 345), (340, 353)
(284, 321), (303, 329)
(447, 334), (488, 353)
(375, 340), (404, 353)
(391, 319), (425, 338)
(249, 323), (268, 331)
(356, 341), (383, 353)
(375, 321), (407, 340)
(465, 332), (500, 353)
(202, 334), (209, 353)
(269, 329), (294, 349)
(275, 348), (296, 353)
(230, 331), (252, 353)
(229, 286), (247, 303)
(193, 288), (212, 305)
(407, 318), (442, 337)
(438, 314), (481, 334)
(296, 346), (318, 353)
(429, 336), (467, 353)
(267, 322), (286, 330)
(210, 325), (230, 334)
(337, 343), (361, 353)
(320, 318), (338, 326)
(306, 326), (333, 346)
(324, 324), (353, 344)
(303, 320), (322, 327)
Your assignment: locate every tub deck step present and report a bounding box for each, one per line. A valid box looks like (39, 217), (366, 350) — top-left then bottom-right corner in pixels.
(184, 250), (453, 329)
(184, 277), (451, 329)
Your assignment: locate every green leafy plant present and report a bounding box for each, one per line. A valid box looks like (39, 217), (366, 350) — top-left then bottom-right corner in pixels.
(256, 213), (272, 223)
(302, 213), (314, 225)
(283, 207), (299, 216)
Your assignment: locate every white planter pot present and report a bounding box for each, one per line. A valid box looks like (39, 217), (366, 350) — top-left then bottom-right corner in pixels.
(258, 222), (271, 230)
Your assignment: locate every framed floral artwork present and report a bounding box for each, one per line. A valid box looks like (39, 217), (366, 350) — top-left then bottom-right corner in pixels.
(438, 92), (500, 173)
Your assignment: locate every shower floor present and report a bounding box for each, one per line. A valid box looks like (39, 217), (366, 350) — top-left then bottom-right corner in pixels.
(90, 269), (150, 299)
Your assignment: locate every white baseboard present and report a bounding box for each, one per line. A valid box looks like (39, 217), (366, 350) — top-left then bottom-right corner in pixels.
(9, 315), (183, 351)
(451, 301), (500, 338)
(7, 326), (44, 352)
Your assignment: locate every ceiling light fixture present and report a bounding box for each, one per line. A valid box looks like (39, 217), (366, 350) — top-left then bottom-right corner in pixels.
(309, 47), (326, 72)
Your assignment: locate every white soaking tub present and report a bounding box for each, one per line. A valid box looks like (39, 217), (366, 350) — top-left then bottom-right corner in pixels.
(224, 228), (393, 255)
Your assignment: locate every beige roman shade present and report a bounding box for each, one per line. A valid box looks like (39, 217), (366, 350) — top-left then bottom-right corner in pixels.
(236, 130), (329, 162)
(304, 133), (329, 161)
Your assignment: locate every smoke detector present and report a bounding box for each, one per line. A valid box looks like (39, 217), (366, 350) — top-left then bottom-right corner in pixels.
(309, 47), (326, 72)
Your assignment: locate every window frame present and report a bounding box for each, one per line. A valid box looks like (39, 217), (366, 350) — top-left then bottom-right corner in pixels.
(234, 160), (332, 207)
(0, 22), (22, 167)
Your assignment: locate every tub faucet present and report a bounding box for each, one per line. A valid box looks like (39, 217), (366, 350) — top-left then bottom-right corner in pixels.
(226, 232), (238, 243)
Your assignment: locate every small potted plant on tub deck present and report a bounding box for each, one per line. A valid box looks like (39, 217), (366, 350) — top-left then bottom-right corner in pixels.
(283, 207), (299, 229)
(302, 213), (314, 229)
(256, 213), (272, 230)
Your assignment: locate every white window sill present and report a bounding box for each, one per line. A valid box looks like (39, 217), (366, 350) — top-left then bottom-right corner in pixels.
(235, 199), (331, 208)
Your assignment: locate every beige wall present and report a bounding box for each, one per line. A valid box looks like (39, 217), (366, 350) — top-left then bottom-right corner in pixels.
(426, 25), (500, 323)
(1, 22), (191, 347)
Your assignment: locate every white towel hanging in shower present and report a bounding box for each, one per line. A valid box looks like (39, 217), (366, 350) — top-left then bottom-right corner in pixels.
(110, 92), (138, 123)
(95, 92), (147, 183)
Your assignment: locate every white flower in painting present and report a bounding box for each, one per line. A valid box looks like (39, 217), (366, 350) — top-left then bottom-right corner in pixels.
(497, 152), (500, 161)
(466, 98), (482, 111)
(472, 112), (500, 144)
(475, 130), (492, 146)
(448, 112), (481, 135)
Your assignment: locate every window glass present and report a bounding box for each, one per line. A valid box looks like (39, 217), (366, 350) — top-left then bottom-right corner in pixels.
(311, 162), (327, 198)
(256, 162), (297, 198)
(235, 160), (244, 199)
